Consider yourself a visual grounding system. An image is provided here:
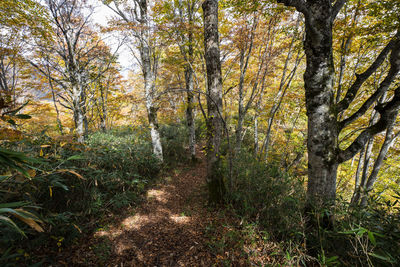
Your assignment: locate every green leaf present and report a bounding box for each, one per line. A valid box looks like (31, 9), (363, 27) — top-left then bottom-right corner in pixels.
(368, 252), (394, 263)
(7, 119), (16, 125)
(66, 154), (85, 161)
(15, 114), (31, 119)
(0, 215), (26, 237)
(368, 231), (376, 246)
(0, 175), (11, 183)
(357, 228), (367, 236)
(326, 256), (339, 263)
(0, 201), (29, 209)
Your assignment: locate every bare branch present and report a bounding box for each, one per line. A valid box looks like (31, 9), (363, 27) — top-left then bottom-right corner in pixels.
(339, 36), (400, 129)
(337, 31), (400, 113)
(338, 86), (400, 163)
(332, 0), (347, 20)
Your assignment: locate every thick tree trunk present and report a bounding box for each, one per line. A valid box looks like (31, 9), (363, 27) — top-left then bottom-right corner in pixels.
(302, 2), (338, 207)
(203, 0), (225, 204)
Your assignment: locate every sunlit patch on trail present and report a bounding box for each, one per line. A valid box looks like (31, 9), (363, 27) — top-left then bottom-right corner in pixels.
(146, 189), (170, 203)
(170, 214), (191, 224)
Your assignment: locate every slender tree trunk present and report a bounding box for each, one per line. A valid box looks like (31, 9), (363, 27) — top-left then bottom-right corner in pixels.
(351, 93), (387, 204)
(203, 0), (225, 204)
(351, 148), (365, 204)
(144, 73), (163, 161)
(254, 115), (259, 156)
(72, 84), (85, 143)
(235, 50), (247, 155)
(234, 16), (257, 155)
(185, 1), (196, 161)
(185, 66), (196, 160)
(139, 0), (163, 162)
(100, 83), (108, 132)
(261, 18), (301, 160)
(74, 106), (85, 143)
(49, 74), (63, 135)
(360, 117), (399, 206)
(354, 138), (375, 202)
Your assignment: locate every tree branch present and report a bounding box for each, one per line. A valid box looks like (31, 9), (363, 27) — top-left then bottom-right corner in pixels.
(277, 0), (310, 17)
(338, 86), (400, 163)
(332, 0), (347, 20)
(337, 31), (400, 113)
(339, 36), (400, 129)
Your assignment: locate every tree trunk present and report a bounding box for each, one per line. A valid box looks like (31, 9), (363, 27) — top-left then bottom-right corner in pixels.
(49, 75), (63, 135)
(143, 64), (163, 161)
(139, 0), (163, 162)
(202, 0), (225, 204)
(261, 17), (301, 160)
(254, 115), (259, 156)
(235, 50), (247, 155)
(360, 116), (399, 206)
(185, 66), (196, 161)
(351, 148), (365, 204)
(100, 83), (108, 132)
(302, 2), (338, 208)
(72, 84), (85, 143)
(74, 105), (85, 143)
(185, 1), (196, 161)
(234, 16), (257, 155)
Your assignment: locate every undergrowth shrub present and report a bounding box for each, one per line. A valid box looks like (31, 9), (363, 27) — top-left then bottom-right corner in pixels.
(0, 126), (164, 265)
(227, 150), (306, 240)
(223, 148), (400, 266)
(312, 197), (400, 266)
(160, 123), (189, 166)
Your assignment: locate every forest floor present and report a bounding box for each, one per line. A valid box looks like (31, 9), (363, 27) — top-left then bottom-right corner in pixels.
(60, 149), (256, 266)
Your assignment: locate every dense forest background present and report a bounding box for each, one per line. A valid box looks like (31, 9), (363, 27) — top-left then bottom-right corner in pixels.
(1, 0), (400, 266)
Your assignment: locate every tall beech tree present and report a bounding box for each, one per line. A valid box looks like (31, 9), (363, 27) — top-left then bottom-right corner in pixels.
(203, 0), (225, 203)
(104, 0), (164, 161)
(277, 0), (400, 210)
(31, 0), (114, 143)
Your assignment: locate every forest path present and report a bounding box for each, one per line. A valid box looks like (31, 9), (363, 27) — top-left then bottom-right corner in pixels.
(71, 149), (228, 266)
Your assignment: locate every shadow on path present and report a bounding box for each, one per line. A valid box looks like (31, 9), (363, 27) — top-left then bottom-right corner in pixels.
(69, 150), (221, 266)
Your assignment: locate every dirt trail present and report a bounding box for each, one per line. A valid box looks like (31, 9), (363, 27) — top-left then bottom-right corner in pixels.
(75, 151), (219, 266)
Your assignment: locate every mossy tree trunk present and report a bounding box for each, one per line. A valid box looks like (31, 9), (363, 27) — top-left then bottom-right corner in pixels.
(202, 0), (225, 204)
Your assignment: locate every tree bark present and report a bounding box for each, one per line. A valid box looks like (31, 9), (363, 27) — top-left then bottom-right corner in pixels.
(254, 115), (259, 156)
(202, 0), (225, 204)
(299, 1), (338, 206)
(350, 148), (365, 204)
(183, 0), (196, 161)
(139, 0), (163, 162)
(185, 66), (196, 161)
(73, 88), (85, 143)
